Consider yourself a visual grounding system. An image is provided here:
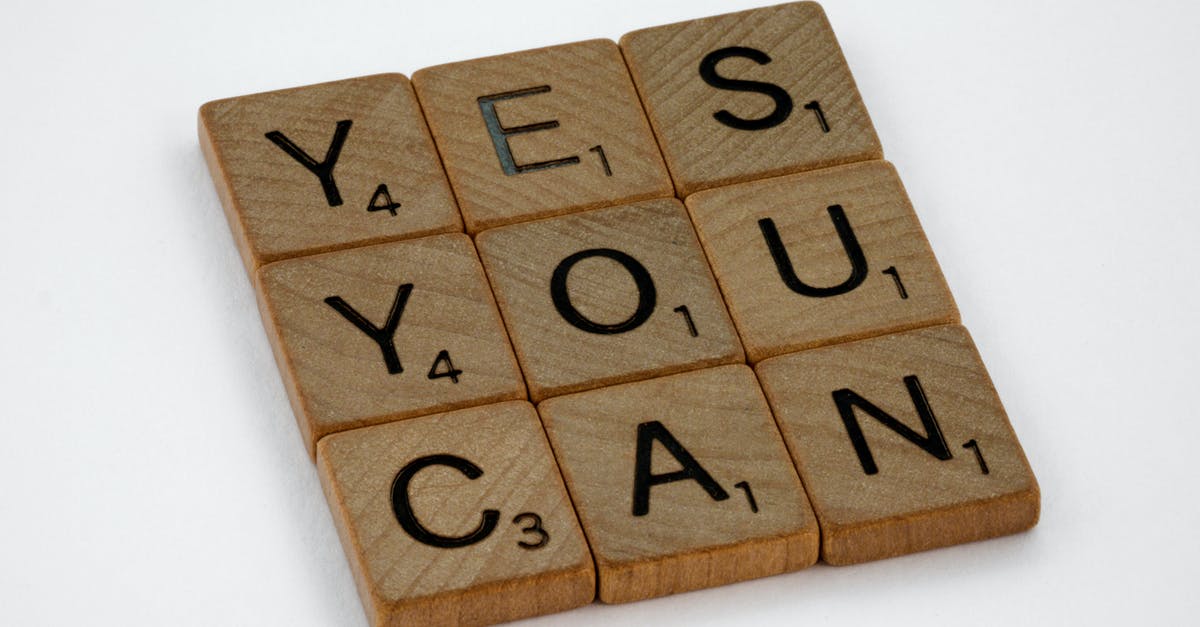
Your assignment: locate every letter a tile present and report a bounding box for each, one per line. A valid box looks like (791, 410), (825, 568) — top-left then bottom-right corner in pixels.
(621, 1), (882, 196)
(756, 325), (1040, 565)
(685, 160), (959, 362)
(539, 365), (819, 603)
(413, 40), (674, 232)
(200, 74), (462, 273)
(475, 199), (743, 401)
(256, 234), (525, 457)
(317, 401), (595, 626)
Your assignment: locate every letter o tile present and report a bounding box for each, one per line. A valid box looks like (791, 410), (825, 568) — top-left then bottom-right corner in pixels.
(475, 198), (744, 401)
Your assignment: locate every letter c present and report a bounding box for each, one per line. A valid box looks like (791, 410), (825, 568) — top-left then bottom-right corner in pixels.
(391, 454), (500, 548)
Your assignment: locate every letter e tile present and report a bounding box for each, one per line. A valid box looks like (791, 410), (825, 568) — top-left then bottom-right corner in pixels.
(413, 40), (673, 232)
(756, 325), (1040, 565)
(256, 233), (526, 457)
(317, 401), (594, 625)
(539, 365), (819, 603)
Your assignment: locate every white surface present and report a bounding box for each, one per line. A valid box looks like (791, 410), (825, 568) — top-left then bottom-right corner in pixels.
(2, 1), (1197, 624)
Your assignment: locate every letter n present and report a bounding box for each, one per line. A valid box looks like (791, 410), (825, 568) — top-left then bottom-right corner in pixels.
(832, 375), (953, 475)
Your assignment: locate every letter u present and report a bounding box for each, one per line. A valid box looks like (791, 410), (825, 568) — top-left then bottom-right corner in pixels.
(757, 204), (868, 298)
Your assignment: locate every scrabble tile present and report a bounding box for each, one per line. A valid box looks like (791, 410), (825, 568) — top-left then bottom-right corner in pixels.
(475, 198), (743, 401)
(685, 160), (958, 363)
(756, 324), (1040, 565)
(257, 233), (525, 457)
(199, 74), (461, 272)
(621, 1), (882, 196)
(412, 39), (674, 233)
(317, 401), (595, 626)
(538, 365), (820, 603)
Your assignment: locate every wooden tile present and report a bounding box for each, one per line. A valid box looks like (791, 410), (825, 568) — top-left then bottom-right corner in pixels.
(412, 39), (673, 233)
(317, 401), (595, 626)
(620, 1), (882, 196)
(256, 233), (525, 457)
(475, 199), (743, 401)
(199, 74), (461, 272)
(538, 365), (819, 603)
(756, 324), (1040, 565)
(685, 160), (958, 363)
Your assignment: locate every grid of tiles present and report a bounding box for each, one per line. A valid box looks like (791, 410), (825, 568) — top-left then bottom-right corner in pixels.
(199, 3), (1039, 625)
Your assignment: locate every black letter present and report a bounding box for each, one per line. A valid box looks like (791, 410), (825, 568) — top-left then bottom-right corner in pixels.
(698, 47), (793, 131)
(265, 119), (352, 206)
(367, 184), (401, 216)
(632, 421), (729, 516)
(758, 204), (868, 297)
(832, 375), (953, 475)
(477, 86), (580, 175)
(324, 283), (412, 374)
(550, 248), (656, 335)
(391, 454), (500, 548)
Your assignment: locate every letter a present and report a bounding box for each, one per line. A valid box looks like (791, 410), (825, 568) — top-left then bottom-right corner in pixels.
(632, 420), (729, 516)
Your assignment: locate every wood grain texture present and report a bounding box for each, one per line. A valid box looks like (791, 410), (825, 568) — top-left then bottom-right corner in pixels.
(685, 160), (959, 362)
(412, 39), (673, 233)
(539, 365), (819, 603)
(256, 233), (525, 458)
(475, 198), (743, 401)
(199, 74), (461, 273)
(756, 324), (1039, 565)
(620, 1), (882, 196)
(317, 401), (595, 626)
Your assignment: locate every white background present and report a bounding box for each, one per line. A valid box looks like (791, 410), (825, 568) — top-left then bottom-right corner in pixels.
(2, 1), (1197, 625)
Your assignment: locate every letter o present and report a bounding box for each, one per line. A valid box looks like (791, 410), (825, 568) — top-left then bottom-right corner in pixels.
(549, 248), (657, 335)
